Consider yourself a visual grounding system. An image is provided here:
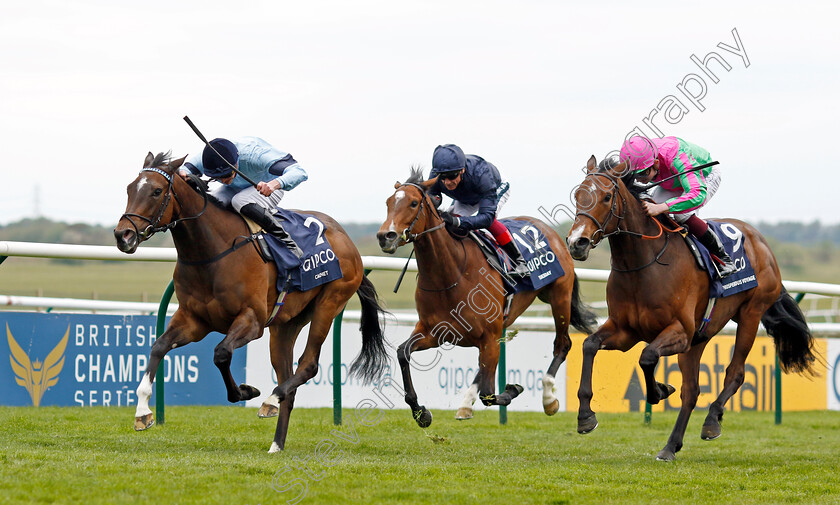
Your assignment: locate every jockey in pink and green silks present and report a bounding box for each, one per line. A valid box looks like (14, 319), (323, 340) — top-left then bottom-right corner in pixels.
(620, 136), (737, 278)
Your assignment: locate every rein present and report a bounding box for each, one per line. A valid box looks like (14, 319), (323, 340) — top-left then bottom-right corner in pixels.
(577, 170), (683, 272)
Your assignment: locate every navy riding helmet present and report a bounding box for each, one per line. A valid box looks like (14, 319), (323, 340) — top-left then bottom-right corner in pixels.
(203, 138), (238, 178)
(431, 144), (466, 176)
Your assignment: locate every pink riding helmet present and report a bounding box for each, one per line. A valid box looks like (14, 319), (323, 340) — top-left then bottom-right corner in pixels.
(620, 136), (659, 173)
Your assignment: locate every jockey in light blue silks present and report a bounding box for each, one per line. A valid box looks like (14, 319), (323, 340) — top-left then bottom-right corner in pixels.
(179, 136), (308, 260)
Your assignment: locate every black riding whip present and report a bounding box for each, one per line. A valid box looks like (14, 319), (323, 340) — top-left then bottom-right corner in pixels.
(393, 248), (415, 293)
(182, 115), (259, 189)
(638, 161), (719, 190)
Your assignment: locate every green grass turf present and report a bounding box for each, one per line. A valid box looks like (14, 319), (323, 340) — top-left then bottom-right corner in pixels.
(1, 407), (838, 504)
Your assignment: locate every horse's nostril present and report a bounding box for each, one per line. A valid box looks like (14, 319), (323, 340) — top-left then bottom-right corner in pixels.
(385, 231), (397, 241)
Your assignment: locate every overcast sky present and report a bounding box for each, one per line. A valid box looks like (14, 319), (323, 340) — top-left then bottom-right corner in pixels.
(2, 0), (838, 229)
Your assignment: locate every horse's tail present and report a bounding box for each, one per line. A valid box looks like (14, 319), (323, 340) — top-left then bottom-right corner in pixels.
(348, 275), (390, 384)
(760, 287), (818, 375)
(570, 274), (598, 334)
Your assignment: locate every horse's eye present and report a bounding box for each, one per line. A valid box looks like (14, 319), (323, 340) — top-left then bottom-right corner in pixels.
(153, 188), (163, 197)
(604, 193), (611, 203)
(410, 200), (419, 208)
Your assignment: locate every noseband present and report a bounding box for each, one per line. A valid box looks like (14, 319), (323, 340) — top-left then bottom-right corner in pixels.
(120, 168), (207, 241)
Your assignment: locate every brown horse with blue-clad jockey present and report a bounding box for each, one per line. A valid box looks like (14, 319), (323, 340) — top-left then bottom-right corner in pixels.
(566, 151), (817, 461)
(378, 158), (597, 427)
(114, 151), (388, 453)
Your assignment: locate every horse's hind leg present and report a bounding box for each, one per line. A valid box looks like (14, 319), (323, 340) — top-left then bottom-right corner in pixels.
(455, 374), (480, 420)
(397, 327), (437, 428)
(701, 312), (760, 441)
(259, 319), (307, 419)
(135, 313), (205, 430)
(657, 344), (706, 462)
(543, 287), (573, 416)
(214, 309), (264, 403)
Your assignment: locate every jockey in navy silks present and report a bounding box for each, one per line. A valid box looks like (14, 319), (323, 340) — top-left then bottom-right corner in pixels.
(428, 144), (530, 277)
(179, 136), (308, 260)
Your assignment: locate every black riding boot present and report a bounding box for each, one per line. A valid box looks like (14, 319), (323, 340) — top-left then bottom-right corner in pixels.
(240, 203), (305, 260)
(501, 241), (530, 277)
(698, 228), (737, 278)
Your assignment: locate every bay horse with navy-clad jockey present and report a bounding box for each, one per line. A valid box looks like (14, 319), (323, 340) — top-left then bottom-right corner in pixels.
(377, 168), (597, 427)
(567, 154), (817, 461)
(114, 152), (388, 452)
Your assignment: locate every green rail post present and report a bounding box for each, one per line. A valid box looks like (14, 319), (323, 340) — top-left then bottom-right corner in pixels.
(644, 402), (652, 425)
(155, 280), (175, 425)
(499, 329), (507, 425)
(333, 309), (343, 426)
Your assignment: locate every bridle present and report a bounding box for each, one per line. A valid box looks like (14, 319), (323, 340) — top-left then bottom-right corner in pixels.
(574, 172), (626, 246)
(574, 170), (682, 272)
(120, 167), (208, 242)
(397, 183), (446, 243)
(393, 183), (465, 291)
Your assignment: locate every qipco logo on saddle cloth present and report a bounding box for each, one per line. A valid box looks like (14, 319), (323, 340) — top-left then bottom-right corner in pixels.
(719, 223), (748, 273)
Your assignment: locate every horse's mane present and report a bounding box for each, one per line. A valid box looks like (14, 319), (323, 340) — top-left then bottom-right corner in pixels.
(596, 156), (646, 199)
(148, 150), (230, 211)
(150, 151), (172, 169)
(405, 165), (427, 187)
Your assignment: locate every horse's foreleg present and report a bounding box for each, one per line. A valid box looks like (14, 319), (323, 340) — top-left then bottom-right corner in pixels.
(639, 322), (690, 405)
(475, 337), (523, 407)
(701, 311), (760, 441)
(396, 327), (437, 428)
(134, 314), (204, 430)
(214, 310), (263, 403)
(577, 322), (634, 434)
(657, 345), (706, 462)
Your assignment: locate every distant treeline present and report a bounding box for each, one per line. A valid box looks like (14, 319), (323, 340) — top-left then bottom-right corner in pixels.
(1, 217), (838, 247)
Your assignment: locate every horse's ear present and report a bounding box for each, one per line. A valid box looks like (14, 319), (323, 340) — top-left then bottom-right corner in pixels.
(143, 152), (155, 168)
(613, 160), (628, 176)
(586, 155), (597, 172)
(168, 155), (187, 171)
(421, 176), (439, 190)
(394, 181), (401, 189)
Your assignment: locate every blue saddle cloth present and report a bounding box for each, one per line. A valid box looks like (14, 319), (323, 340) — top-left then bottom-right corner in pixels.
(687, 220), (758, 298)
(472, 219), (565, 293)
(263, 208), (343, 293)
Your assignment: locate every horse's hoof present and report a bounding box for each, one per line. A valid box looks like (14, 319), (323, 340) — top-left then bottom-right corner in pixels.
(414, 406), (433, 428)
(648, 383), (676, 404)
(455, 407), (473, 420)
(238, 384), (261, 401)
(656, 449), (676, 462)
(505, 384), (525, 399)
(543, 398), (560, 416)
(577, 414), (598, 434)
(701, 423), (722, 440)
(268, 441), (283, 454)
(258, 403), (279, 418)
(134, 413), (155, 431)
